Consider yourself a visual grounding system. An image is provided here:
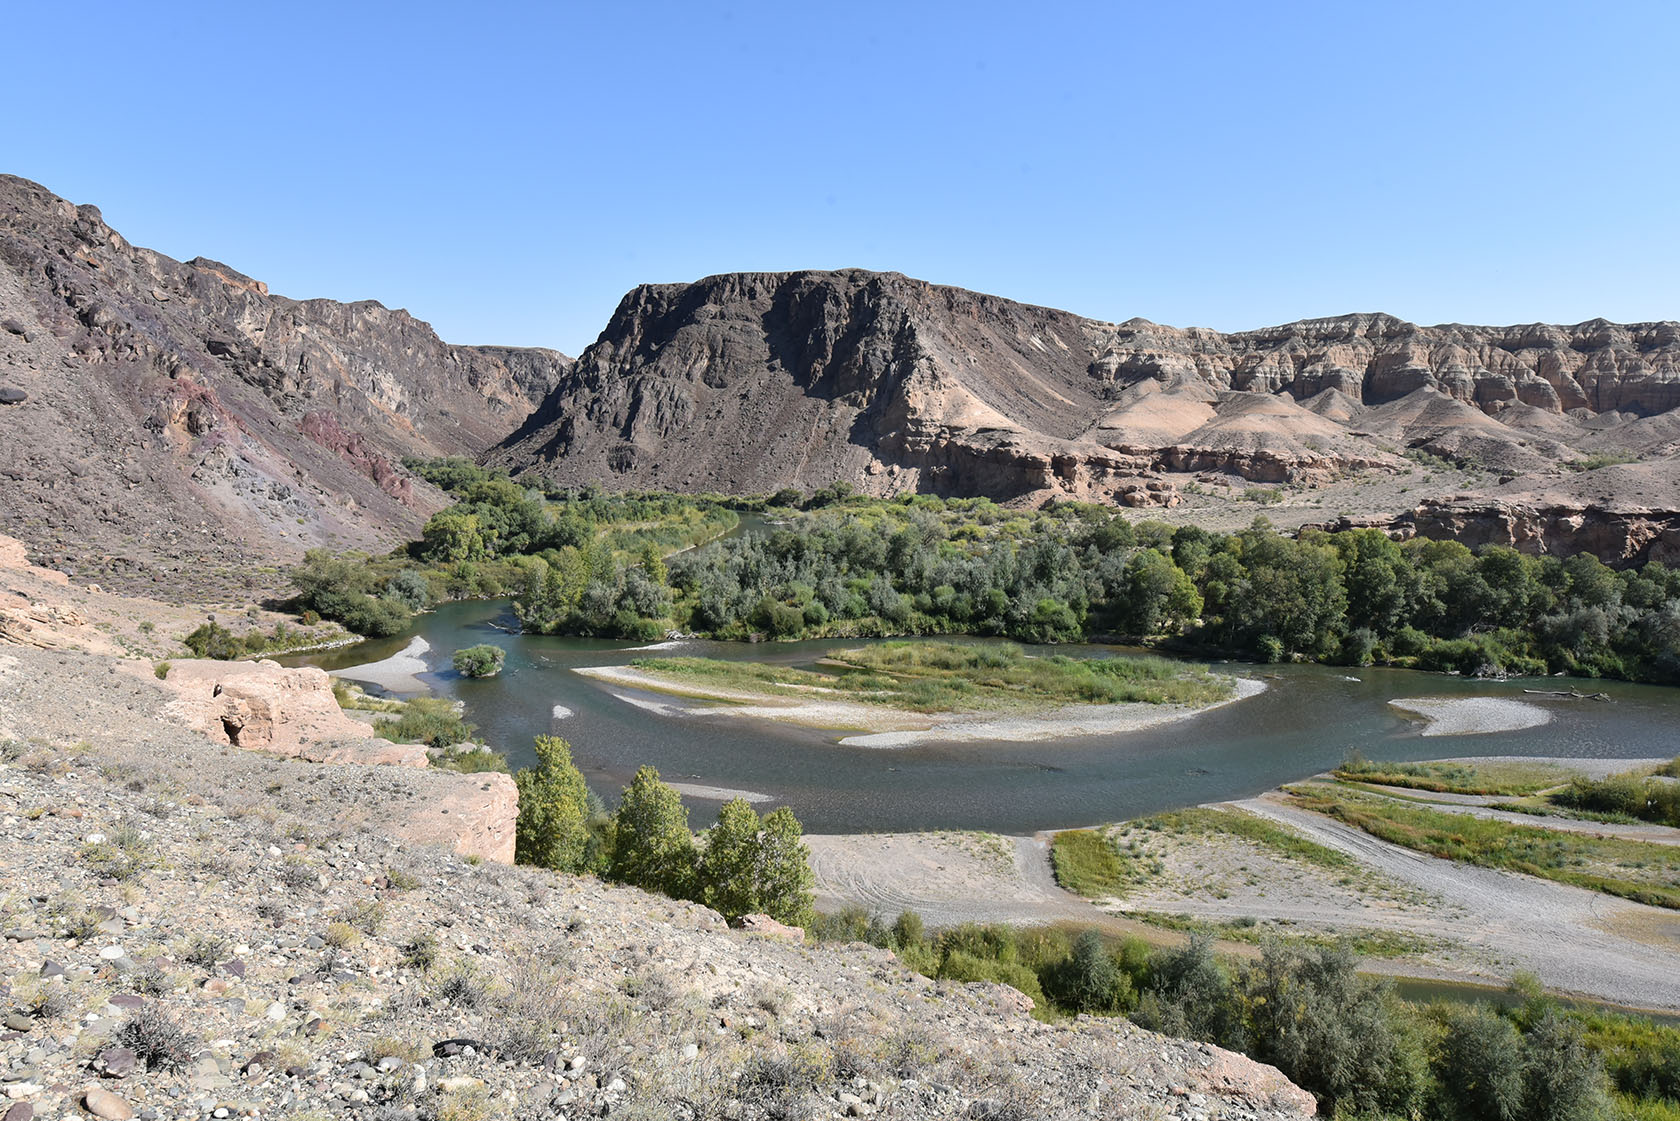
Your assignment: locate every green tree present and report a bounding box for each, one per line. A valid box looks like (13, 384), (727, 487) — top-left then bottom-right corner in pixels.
(607, 766), (696, 898)
(756, 807), (815, 926)
(1524, 1011), (1612, 1121)
(420, 509), (486, 563)
(513, 735), (592, 872)
(451, 644), (506, 678)
(1432, 1004), (1526, 1121)
(1241, 943), (1424, 1117)
(696, 798), (763, 921)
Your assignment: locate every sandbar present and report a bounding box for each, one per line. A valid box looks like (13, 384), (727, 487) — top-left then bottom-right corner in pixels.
(1389, 696), (1552, 736)
(577, 664), (1264, 747)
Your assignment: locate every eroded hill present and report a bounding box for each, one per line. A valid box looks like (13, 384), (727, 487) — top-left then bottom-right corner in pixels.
(0, 175), (570, 599)
(492, 269), (1680, 561)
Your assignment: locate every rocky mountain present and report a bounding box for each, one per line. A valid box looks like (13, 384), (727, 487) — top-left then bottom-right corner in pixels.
(0, 175), (570, 599)
(492, 269), (1680, 518)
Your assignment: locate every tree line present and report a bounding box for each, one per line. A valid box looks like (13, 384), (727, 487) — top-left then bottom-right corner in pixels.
(513, 735), (814, 927)
(284, 471), (1680, 685)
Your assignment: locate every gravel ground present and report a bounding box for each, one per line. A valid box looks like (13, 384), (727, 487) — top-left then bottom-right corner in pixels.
(1233, 794), (1680, 1012)
(0, 646), (1316, 1121)
(1387, 697), (1553, 735)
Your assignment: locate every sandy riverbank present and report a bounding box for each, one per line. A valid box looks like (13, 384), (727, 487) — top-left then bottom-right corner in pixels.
(333, 636), (432, 693)
(1389, 696), (1552, 735)
(574, 664), (1265, 746)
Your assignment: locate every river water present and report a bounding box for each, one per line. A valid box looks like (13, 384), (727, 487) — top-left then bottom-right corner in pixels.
(289, 599), (1680, 835)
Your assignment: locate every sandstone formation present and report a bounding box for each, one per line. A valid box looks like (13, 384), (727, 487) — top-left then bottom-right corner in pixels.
(157, 659), (428, 763)
(153, 659), (516, 862)
(0, 175), (570, 599)
(493, 270), (1680, 517)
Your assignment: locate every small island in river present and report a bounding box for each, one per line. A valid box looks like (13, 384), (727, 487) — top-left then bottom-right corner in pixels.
(576, 640), (1263, 747)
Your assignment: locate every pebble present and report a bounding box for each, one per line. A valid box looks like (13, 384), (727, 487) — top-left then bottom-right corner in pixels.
(97, 945), (124, 960)
(681, 1043), (699, 1059)
(81, 1086), (135, 1120)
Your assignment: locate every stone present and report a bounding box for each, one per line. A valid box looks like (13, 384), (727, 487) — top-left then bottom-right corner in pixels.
(3, 1102), (33, 1121)
(96, 1046), (138, 1078)
(737, 914), (805, 942)
(2, 1015), (31, 1033)
(0, 389), (25, 406)
(81, 1087), (135, 1119)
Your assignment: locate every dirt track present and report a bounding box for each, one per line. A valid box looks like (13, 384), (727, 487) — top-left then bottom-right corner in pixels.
(808, 790), (1680, 1012)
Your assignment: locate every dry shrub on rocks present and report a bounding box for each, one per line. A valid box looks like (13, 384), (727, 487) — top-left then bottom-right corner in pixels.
(114, 1005), (198, 1072)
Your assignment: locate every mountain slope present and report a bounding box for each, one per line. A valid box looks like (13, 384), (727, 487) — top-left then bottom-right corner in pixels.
(0, 175), (570, 598)
(492, 270), (1680, 512)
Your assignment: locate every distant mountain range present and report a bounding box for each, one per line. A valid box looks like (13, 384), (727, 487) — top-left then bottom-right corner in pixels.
(5, 176), (1679, 591)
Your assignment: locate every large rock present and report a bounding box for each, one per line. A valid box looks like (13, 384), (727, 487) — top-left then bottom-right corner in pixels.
(159, 659), (428, 765)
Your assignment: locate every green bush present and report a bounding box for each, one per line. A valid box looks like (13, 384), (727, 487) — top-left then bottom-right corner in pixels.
(451, 644), (506, 678)
(514, 735), (591, 872)
(373, 697), (475, 748)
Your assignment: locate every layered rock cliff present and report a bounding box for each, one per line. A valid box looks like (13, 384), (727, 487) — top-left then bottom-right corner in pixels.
(0, 175), (570, 598)
(492, 270), (1680, 511)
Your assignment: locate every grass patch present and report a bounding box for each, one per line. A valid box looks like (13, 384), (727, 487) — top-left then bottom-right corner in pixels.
(1286, 784), (1680, 909)
(1125, 807), (1359, 874)
(1334, 754), (1575, 796)
(1050, 829), (1133, 897)
(1123, 910), (1445, 958)
(632, 641), (1232, 715)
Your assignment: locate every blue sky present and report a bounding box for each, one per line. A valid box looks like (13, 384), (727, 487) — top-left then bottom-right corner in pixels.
(10, 1), (1678, 355)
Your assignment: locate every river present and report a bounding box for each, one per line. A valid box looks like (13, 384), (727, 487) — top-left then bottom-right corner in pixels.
(287, 599), (1680, 835)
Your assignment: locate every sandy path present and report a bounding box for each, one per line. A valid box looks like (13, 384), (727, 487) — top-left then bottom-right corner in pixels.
(1231, 794), (1680, 1011)
(577, 664), (1265, 747)
(807, 832), (1110, 930)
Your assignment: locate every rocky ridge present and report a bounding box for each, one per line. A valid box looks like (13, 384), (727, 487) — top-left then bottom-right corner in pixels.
(492, 270), (1680, 523)
(0, 175), (570, 600)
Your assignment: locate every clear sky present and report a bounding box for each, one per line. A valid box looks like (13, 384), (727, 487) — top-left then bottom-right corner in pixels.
(9, 1), (1678, 355)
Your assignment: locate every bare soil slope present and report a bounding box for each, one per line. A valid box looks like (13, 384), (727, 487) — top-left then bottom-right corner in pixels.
(0, 175), (570, 599)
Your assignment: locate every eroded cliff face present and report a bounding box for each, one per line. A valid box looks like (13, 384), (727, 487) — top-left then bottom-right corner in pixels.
(0, 175), (570, 598)
(492, 270), (1680, 507)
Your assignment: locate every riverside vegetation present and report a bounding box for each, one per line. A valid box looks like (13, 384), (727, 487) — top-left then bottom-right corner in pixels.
(630, 640), (1231, 713)
(291, 464), (1680, 685)
(805, 910), (1680, 1121)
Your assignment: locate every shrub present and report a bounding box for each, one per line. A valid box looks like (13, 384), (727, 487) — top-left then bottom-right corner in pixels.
(153, 661), (170, 679)
(451, 644), (506, 678)
(115, 1006), (197, 1072)
(607, 766), (696, 898)
(373, 697), (475, 749)
(514, 735), (592, 872)
(182, 933), (228, 969)
(183, 620), (240, 659)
